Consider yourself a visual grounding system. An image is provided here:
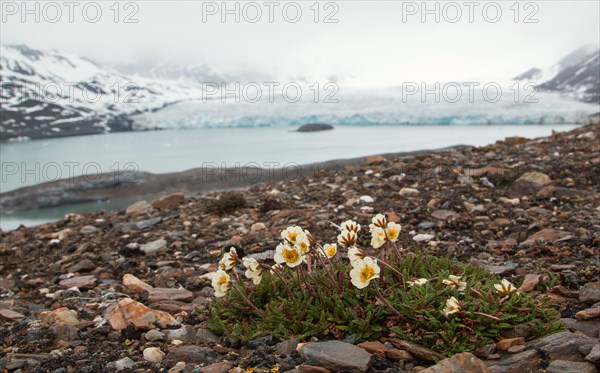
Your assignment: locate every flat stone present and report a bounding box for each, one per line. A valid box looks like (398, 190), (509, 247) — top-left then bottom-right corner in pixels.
(471, 260), (517, 275)
(152, 193), (185, 209)
(136, 217), (162, 230)
(126, 200), (152, 215)
(67, 259), (96, 273)
(147, 288), (193, 303)
(496, 337), (524, 351)
(59, 275), (97, 289)
(79, 225), (99, 234)
(580, 281), (600, 303)
(526, 331), (598, 362)
(500, 324), (533, 340)
(0, 308), (26, 320)
(275, 338), (300, 356)
(486, 349), (542, 373)
(399, 188), (419, 196)
(122, 274), (153, 293)
(576, 308), (600, 320)
(201, 362), (234, 373)
(357, 341), (388, 356)
(298, 364), (331, 373)
(431, 210), (459, 220)
(196, 328), (220, 344)
(413, 234), (435, 242)
(385, 349), (414, 361)
(145, 329), (165, 341)
(141, 239), (167, 255)
(546, 360), (598, 373)
(153, 309), (181, 329)
(517, 171), (551, 186)
(388, 338), (445, 361)
(420, 352), (489, 373)
(164, 345), (219, 367)
(300, 341), (372, 373)
(417, 221), (436, 230)
(562, 318), (600, 338)
(519, 274), (541, 292)
(585, 344), (600, 363)
(520, 229), (572, 246)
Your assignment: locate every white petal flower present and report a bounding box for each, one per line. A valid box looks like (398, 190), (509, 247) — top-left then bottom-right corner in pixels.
(337, 229), (357, 248)
(442, 275), (467, 292)
(442, 296), (461, 316)
(370, 213), (387, 229)
(242, 257), (263, 285)
(274, 243), (303, 268)
(280, 226), (304, 244)
(494, 279), (518, 296)
(340, 220), (361, 233)
(347, 246), (365, 263)
(349, 257), (381, 289)
(218, 247), (238, 271)
(322, 243), (337, 259)
(211, 270), (231, 298)
(370, 227), (386, 249)
(385, 222), (401, 242)
(295, 233), (311, 254)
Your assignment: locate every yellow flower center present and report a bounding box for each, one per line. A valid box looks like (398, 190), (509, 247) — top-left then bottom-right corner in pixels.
(360, 265), (376, 283)
(283, 248), (299, 263)
(288, 232), (298, 242)
(386, 228), (398, 240)
(217, 275), (227, 286)
(327, 247), (335, 257)
(299, 242), (309, 253)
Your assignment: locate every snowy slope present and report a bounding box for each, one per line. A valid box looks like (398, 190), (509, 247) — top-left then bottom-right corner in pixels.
(0, 45), (202, 141)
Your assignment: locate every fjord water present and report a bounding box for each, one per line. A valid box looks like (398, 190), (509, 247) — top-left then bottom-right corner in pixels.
(0, 124), (579, 230)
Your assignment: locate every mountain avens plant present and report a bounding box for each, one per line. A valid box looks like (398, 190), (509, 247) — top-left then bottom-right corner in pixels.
(207, 214), (563, 356)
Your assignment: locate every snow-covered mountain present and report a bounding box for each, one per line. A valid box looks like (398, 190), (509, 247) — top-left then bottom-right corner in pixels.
(514, 46), (599, 103)
(0, 45), (202, 141)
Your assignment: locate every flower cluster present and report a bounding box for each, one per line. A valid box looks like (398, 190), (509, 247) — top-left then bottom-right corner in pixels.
(368, 214), (401, 249)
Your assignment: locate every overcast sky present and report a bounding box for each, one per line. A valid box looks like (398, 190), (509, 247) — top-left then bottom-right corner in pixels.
(1, 1), (599, 86)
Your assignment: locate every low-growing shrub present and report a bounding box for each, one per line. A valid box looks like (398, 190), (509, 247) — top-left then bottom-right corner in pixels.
(204, 192), (248, 214)
(207, 214), (563, 356)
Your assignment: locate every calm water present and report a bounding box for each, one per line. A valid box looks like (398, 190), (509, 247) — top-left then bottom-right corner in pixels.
(0, 124), (578, 230)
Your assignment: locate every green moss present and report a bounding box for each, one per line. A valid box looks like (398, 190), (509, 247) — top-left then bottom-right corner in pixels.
(208, 254), (563, 356)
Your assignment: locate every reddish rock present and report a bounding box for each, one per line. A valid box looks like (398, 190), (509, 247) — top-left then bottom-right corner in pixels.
(0, 308), (25, 320)
(152, 193), (185, 209)
(103, 298), (156, 331)
(153, 309), (181, 328)
(575, 308), (600, 321)
(496, 337), (525, 351)
(580, 281), (600, 303)
(298, 364), (332, 373)
(365, 155), (385, 165)
(519, 274), (541, 292)
(59, 275), (97, 289)
(147, 288), (193, 303)
(126, 200), (152, 215)
(420, 352), (489, 373)
(200, 361), (233, 373)
(123, 274), (153, 293)
(521, 229), (572, 246)
(357, 341), (388, 356)
(385, 349), (414, 361)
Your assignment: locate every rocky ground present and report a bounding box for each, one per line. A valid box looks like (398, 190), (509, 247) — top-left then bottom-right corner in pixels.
(1, 123), (599, 373)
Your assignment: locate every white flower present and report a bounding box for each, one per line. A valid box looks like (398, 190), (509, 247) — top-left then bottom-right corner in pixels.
(322, 243), (337, 259)
(274, 243), (303, 268)
(211, 270), (231, 298)
(370, 213), (387, 229)
(347, 246), (366, 263)
(242, 257), (263, 285)
(494, 279), (518, 296)
(370, 227), (387, 249)
(337, 229), (357, 248)
(350, 257), (381, 289)
(295, 233), (311, 254)
(442, 275), (467, 292)
(280, 226), (303, 244)
(270, 263), (284, 274)
(407, 278), (429, 287)
(340, 220), (361, 233)
(442, 296), (461, 316)
(218, 247), (238, 271)
(385, 222), (401, 242)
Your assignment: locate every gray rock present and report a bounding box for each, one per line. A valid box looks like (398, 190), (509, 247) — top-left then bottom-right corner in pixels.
(79, 225), (98, 234)
(107, 357), (135, 371)
(301, 341), (372, 373)
(145, 329), (165, 341)
(581, 281), (600, 303)
(486, 349), (542, 373)
(136, 217), (162, 230)
(562, 318), (600, 338)
(586, 344), (600, 363)
(546, 360), (598, 373)
(140, 239), (167, 255)
(417, 221), (436, 230)
(164, 345), (219, 366)
(296, 123), (334, 132)
(526, 331), (598, 362)
(388, 339), (445, 361)
(275, 338), (300, 356)
(196, 328), (220, 345)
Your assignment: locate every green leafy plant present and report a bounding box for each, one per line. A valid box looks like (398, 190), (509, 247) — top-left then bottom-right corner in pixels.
(207, 215), (563, 356)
